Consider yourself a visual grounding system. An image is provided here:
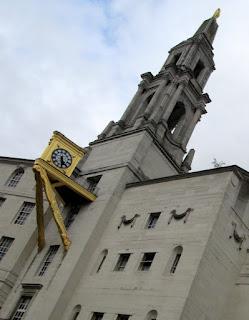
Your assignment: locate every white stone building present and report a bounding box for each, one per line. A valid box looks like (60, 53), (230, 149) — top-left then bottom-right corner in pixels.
(0, 12), (249, 320)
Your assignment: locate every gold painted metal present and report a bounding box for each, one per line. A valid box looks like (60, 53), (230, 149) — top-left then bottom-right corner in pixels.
(33, 131), (96, 251)
(41, 131), (85, 177)
(213, 8), (221, 19)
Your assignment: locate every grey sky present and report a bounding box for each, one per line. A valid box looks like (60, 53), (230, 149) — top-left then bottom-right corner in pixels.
(0, 1), (248, 171)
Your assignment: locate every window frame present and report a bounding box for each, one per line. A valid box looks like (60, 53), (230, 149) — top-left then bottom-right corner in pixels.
(6, 168), (24, 188)
(138, 252), (156, 271)
(91, 312), (104, 320)
(114, 253), (131, 272)
(37, 245), (59, 276)
(145, 212), (161, 229)
(0, 236), (14, 261)
(14, 202), (35, 225)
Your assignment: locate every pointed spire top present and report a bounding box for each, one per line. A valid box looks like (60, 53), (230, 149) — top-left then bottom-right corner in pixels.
(193, 11), (219, 45)
(212, 8), (221, 19)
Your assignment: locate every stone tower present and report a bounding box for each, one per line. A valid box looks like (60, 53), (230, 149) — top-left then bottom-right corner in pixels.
(98, 13), (218, 172)
(0, 13), (235, 320)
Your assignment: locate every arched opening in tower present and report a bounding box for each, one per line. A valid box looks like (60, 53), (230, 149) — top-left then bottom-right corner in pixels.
(167, 102), (185, 133)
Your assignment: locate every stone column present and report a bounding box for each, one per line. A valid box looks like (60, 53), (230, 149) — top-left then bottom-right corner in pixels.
(172, 116), (186, 140)
(161, 82), (186, 123)
(149, 81), (176, 124)
(181, 108), (202, 148)
(120, 82), (145, 125)
(143, 79), (167, 117)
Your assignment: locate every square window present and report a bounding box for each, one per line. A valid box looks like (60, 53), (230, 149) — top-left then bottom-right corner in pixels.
(116, 314), (130, 320)
(114, 253), (130, 271)
(91, 312), (104, 320)
(145, 212), (161, 229)
(138, 252), (156, 271)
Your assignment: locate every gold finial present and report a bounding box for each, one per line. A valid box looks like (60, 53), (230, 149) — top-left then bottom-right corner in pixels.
(213, 8), (221, 19)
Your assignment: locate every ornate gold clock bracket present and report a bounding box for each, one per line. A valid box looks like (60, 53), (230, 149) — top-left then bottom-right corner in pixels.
(33, 131), (96, 252)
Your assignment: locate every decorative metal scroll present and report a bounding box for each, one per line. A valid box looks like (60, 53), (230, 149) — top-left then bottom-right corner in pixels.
(168, 208), (193, 225)
(229, 222), (246, 250)
(118, 214), (140, 229)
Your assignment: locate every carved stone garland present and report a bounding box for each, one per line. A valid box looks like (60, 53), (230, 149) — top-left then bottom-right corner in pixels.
(229, 222), (246, 250)
(168, 208), (193, 224)
(118, 214), (140, 229)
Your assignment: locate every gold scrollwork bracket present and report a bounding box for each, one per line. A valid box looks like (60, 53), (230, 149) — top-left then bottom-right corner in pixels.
(33, 163), (71, 252)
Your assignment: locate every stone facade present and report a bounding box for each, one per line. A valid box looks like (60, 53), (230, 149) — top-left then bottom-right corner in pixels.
(1, 13), (249, 320)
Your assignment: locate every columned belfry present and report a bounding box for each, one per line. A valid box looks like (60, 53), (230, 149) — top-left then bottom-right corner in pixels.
(98, 12), (219, 171)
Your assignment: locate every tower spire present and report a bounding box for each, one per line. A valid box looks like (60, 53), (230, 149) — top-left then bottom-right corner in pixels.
(96, 14), (219, 172)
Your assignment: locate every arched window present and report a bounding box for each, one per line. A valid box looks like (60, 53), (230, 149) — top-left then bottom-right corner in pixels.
(170, 246), (183, 274)
(6, 168), (24, 187)
(96, 249), (108, 273)
(70, 305), (81, 320)
(167, 102), (185, 133)
(145, 310), (158, 320)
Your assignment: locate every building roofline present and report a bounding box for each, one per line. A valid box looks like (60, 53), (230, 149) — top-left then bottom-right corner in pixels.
(0, 156), (34, 166)
(126, 165), (249, 189)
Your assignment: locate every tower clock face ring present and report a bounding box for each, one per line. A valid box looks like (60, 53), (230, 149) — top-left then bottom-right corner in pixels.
(51, 148), (72, 169)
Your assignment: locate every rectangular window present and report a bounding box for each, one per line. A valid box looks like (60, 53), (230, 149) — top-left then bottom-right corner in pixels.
(146, 212), (161, 229)
(91, 312), (104, 320)
(87, 175), (102, 193)
(138, 252), (156, 271)
(0, 236), (14, 261)
(64, 204), (81, 229)
(14, 202), (35, 225)
(116, 314), (130, 320)
(0, 197), (6, 207)
(37, 245), (59, 276)
(11, 295), (32, 320)
(114, 253), (130, 271)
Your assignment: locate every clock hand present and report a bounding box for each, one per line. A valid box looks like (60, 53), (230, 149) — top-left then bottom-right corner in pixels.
(60, 156), (65, 165)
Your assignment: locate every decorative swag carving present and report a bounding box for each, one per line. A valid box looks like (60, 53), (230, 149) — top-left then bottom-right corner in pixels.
(118, 214), (140, 229)
(229, 222), (246, 250)
(168, 208), (193, 224)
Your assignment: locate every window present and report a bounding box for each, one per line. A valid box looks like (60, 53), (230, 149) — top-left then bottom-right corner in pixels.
(11, 295), (32, 320)
(37, 245), (59, 276)
(193, 59), (205, 79)
(146, 310), (158, 320)
(64, 204), (81, 229)
(116, 314), (130, 320)
(0, 197), (6, 207)
(138, 252), (156, 271)
(172, 52), (181, 65)
(91, 312), (104, 320)
(71, 305), (81, 320)
(14, 202), (35, 225)
(0, 236), (14, 261)
(87, 175), (102, 193)
(167, 102), (185, 133)
(96, 249), (108, 273)
(146, 212), (161, 229)
(114, 253), (130, 271)
(6, 168), (24, 188)
(170, 246), (183, 274)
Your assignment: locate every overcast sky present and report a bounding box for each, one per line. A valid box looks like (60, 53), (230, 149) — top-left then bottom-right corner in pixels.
(1, 0), (249, 171)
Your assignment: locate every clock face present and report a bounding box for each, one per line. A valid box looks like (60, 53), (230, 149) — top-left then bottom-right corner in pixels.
(51, 148), (72, 169)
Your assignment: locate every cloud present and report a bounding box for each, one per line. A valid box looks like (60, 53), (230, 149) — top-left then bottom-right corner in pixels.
(1, 0), (249, 172)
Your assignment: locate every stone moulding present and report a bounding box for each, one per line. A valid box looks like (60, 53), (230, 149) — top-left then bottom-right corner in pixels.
(118, 214), (140, 229)
(168, 208), (193, 224)
(229, 222), (246, 250)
